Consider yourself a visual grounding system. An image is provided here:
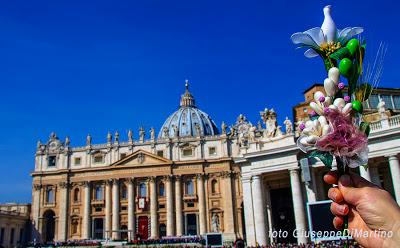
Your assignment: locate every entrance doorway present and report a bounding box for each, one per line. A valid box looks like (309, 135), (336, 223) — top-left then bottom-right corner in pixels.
(121, 225), (128, 240)
(270, 188), (296, 243)
(137, 216), (149, 240)
(159, 223), (166, 237)
(186, 214), (197, 235)
(93, 218), (104, 239)
(43, 210), (55, 242)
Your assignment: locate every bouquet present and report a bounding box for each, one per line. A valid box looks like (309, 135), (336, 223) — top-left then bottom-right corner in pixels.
(290, 5), (386, 246)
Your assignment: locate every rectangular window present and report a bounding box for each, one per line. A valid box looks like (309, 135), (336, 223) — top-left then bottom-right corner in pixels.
(157, 150), (164, 157)
(74, 157), (81, 166)
(369, 94), (380, 109)
(182, 148), (193, 157)
(393, 95), (400, 109)
(10, 228), (15, 244)
(93, 155), (104, 164)
(95, 185), (104, 200)
(46, 188), (55, 203)
(0, 228), (4, 244)
(187, 202), (194, 208)
(121, 206), (127, 211)
(95, 207), (102, 212)
(120, 153), (127, 159)
(208, 147), (217, 156)
(48, 156), (56, 167)
(159, 204), (165, 209)
(380, 95), (393, 109)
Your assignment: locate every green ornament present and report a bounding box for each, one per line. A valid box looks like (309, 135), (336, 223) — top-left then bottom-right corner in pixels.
(339, 58), (353, 77)
(346, 38), (359, 56)
(352, 100), (363, 113)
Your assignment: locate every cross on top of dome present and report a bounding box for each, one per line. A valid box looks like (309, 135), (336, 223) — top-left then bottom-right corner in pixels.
(180, 79), (195, 107)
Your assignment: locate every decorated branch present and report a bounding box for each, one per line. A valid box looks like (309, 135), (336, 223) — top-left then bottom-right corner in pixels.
(290, 5), (386, 246)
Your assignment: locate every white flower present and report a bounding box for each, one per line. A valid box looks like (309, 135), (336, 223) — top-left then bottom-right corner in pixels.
(290, 5), (363, 58)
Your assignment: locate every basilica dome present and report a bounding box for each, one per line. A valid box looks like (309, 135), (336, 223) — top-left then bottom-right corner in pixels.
(158, 81), (219, 139)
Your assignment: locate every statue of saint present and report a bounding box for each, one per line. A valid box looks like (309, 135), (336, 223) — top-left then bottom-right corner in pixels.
(139, 127), (145, 142)
(128, 129), (133, 142)
(163, 126), (169, 138)
(115, 131), (119, 142)
(86, 134), (92, 146)
(107, 131), (112, 143)
(221, 122), (227, 134)
(65, 136), (70, 146)
(150, 127), (155, 140)
(284, 117), (293, 134)
(211, 213), (220, 232)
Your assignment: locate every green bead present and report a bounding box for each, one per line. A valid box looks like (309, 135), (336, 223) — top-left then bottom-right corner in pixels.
(352, 100), (363, 113)
(339, 58), (353, 77)
(346, 38), (359, 56)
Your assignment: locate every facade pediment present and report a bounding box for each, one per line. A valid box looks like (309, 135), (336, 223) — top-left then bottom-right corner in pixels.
(110, 149), (173, 167)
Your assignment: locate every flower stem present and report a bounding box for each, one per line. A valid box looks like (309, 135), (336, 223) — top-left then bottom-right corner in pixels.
(336, 156), (349, 248)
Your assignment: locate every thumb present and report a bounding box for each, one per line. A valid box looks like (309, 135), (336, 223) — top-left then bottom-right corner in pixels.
(338, 173), (377, 206)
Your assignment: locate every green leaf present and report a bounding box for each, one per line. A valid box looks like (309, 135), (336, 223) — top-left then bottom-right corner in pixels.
(308, 150), (333, 168)
(362, 164), (369, 170)
(330, 47), (350, 60)
(359, 122), (371, 137)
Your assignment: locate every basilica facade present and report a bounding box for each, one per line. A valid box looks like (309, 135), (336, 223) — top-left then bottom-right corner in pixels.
(30, 82), (400, 246)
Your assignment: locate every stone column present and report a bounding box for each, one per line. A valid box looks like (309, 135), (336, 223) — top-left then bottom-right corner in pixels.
(82, 181), (91, 239)
(105, 180), (112, 240)
(222, 172), (235, 241)
(165, 176), (174, 236)
(149, 177), (158, 238)
(359, 166), (372, 182)
(128, 178), (135, 240)
(175, 176), (183, 236)
(388, 155), (400, 204)
(264, 185), (274, 244)
(289, 169), (308, 244)
(251, 175), (268, 246)
(112, 179), (120, 240)
(57, 182), (69, 241)
(242, 176), (255, 246)
(197, 174), (207, 235)
(32, 184), (41, 242)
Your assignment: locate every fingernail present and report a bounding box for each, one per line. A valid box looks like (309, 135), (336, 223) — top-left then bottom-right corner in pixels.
(340, 175), (351, 187)
(330, 191), (337, 200)
(338, 205), (347, 214)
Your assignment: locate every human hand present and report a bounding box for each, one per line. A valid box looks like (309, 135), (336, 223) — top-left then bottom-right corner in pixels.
(324, 171), (400, 248)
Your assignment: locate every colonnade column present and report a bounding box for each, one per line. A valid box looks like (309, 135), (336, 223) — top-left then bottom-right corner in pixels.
(127, 178), (135, 240)
(264, 185), (274, 244)
(197, 174), (207, 235)
(32, 184), (41, 242)
(289, 169), (307, 244)
(112, 179), (120, 240)
(58, 182), (69, 241)
(105, 180), (112, 240)
(82, 181), (91, 239)
(388, 155), (400, 204)
(175, 176), (183, 236)
(165, 176), (174, 236)
(241, 176), (256, 246)
(251, 175), (268, 246)
(149, 177), (158, 238)
(369, 166), (382, 187)
(222, 172), (235, 241)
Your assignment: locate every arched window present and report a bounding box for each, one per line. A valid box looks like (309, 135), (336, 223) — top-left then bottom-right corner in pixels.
(159, 182), (165, 197)
(211, 179), (219, 194)
(121, 184), (127, 200)
(46, 188), (55, 203)
(186, 180), (194, 195)
(95, 185), (103, 200)
(139, 182), (147, 197)
(73, 188), (80, 202)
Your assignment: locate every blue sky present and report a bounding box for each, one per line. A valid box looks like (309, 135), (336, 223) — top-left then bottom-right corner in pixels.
(0, 0), (399, 203)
